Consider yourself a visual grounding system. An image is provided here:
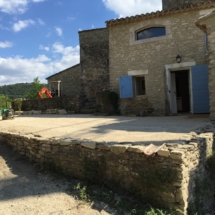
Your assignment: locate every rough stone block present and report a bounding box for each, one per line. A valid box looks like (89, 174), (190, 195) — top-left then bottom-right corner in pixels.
(52, 138), (61, 145)
(67, 111), (75, 114)
(71, 139), (81, 145)
(177, 145), (195, 150)
(157, 149), (170, 157)
(127, 146), (145, 153)
(59, 139), (72, 146)
(189, 142), (199, 147)
(96, 142), (110, 150)
(81, 141), (96, 149)
(14, 111), (23, 115)
(110, 145), (129, 154)
(45, 109), (58, 114)
(170, 150), (185, 160)
(57, 109), (67, 115)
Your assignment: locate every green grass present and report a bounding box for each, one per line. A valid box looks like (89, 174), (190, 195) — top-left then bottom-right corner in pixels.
(67, 182), (181, 215)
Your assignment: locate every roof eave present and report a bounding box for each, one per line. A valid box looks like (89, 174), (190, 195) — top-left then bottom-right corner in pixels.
(106, 3), (215, 27)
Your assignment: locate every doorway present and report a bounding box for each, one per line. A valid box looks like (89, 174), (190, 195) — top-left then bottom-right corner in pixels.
(170, 70), (190, 114)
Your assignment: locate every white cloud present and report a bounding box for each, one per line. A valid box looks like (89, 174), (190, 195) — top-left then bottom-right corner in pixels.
(0, 43), (80, 85)
(39, 45), (50, 51)
(92, 25), (95, 29)
(0, 41), (13, 48)
(38, 18), (45, 25)
(102, 0), (162, 17)
(0, 0), (44, 14)
(68, 16), (75, 21)
(32, 0), (44, 2)
(55, 27), (63, 36)
(13, 19), (35, 32)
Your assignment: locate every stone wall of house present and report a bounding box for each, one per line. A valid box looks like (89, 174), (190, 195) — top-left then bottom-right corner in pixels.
(109, 10), (207, 115)
(162, 0), (215, 11)
(79, 28), (109, 109)
(13, 97), (80, 112)
(0, 128), (214, 214)
(47, 64), (81, 98)
(203, 16), (215, 121)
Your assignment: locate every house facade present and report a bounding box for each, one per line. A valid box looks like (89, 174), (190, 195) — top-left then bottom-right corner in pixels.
(46, 0), (215, 118)
(46, 64), (81, 98)
(107, 1), (215, 116)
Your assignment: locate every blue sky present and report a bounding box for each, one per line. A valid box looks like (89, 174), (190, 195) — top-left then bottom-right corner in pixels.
(0, 0), (161, 85)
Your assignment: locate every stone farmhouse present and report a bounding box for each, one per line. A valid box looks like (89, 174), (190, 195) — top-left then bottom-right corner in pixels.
(46, 0), (215, 118)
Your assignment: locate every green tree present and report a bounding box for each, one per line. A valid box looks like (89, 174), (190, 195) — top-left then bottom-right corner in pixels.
(26, 77), (46, 99)
(0, 95), (11, 109)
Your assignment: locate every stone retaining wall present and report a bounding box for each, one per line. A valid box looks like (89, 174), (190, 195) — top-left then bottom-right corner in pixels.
(13, 97), (80, 113)
(0, 128), (214, 214)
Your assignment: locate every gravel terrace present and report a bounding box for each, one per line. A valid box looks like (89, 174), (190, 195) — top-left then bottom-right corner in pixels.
(0, 114), (210, 144)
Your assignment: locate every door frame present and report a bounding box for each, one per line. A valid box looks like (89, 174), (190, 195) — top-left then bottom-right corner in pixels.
(165, 61), (196, 114)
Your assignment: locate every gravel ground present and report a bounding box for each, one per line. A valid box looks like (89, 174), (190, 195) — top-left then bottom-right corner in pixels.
(0, 114), (210, 144)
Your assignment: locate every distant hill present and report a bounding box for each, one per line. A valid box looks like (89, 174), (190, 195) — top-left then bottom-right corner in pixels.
(0, 83), (40, 98)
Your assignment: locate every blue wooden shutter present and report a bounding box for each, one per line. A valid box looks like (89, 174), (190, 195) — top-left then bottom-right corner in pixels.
(191, 64), (209, 113)
(119, 76), (133, 98)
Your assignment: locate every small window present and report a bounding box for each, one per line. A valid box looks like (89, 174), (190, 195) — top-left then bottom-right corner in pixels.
(133, 77), (145, 96)
(119, 76), (146, 99)
(137, 27), (166, 40)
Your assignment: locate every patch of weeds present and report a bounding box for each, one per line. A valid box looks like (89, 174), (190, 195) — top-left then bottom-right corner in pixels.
(73, 183), (91, 202)
(144, 208), (179, 215)
(67, 181), (180, 215)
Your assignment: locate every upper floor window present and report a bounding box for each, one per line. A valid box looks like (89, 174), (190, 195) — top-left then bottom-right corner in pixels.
(136, 27), (166, 41)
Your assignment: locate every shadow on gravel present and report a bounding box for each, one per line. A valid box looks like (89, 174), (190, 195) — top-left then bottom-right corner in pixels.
(0, 142), (67, 201)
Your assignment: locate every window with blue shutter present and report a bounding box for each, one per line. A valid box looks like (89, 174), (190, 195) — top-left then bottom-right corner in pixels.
(119, 76), (133, 98)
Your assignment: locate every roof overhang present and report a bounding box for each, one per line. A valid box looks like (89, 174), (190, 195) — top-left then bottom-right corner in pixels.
(195, 10), (215, 32)
(106, 2), (215, 27)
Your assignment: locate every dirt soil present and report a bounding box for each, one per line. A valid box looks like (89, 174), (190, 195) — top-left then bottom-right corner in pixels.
(0, 143), (114, 215)
(0, 114), (210, 144)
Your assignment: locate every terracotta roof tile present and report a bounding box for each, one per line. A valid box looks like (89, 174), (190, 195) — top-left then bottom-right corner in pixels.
(106, 1), (215, 27)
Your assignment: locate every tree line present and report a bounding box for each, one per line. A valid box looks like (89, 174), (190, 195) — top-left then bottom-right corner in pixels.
(0, 78), (46, 109)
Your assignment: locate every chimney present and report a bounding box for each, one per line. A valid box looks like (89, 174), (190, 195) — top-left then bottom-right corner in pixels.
(162, 0), (209, 11)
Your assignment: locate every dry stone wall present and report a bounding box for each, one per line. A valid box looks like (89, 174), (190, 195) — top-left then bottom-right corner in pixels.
(14, 97), (80, 113)
(0, 126), (214, 214)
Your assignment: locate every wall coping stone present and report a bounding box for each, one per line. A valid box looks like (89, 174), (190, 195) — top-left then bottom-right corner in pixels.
(0, 122), (214, 156)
